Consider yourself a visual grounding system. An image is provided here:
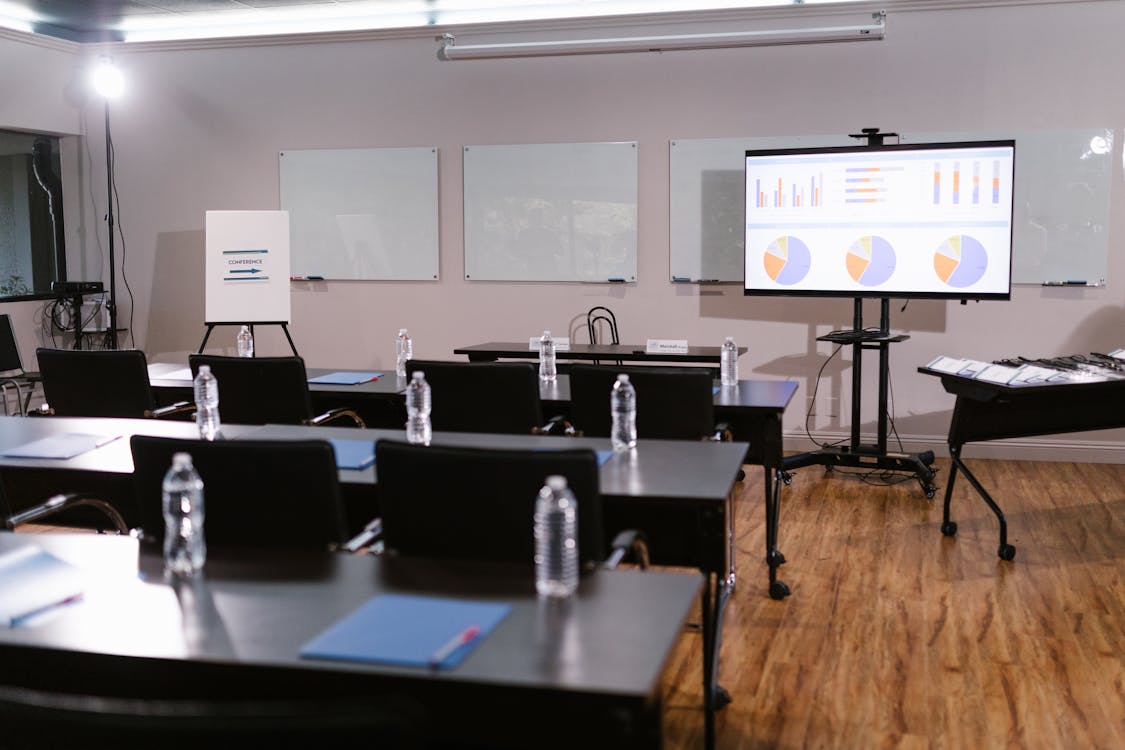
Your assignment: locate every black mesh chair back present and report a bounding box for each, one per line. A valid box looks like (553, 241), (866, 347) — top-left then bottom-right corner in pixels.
(37, 348), (157, 418)
(375, 440), (606, 568)
(129, 435), (348, 550)
(0, 314), (26, 373)
(189, 354), (313, 425)
(405, 359), (543, 434)
(568, 364), (716, 440)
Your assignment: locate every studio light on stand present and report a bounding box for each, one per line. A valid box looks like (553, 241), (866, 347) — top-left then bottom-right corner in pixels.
(90, 57), (124, 349)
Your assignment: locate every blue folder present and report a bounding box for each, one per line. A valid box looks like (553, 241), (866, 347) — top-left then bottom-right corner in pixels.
(299, 594), (511, 670)
(328, 439), (376, 470)
(308, 371), (383, 385)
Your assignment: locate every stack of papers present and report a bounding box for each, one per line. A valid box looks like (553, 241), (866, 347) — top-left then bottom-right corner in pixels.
(925, 356), (1120, 386)
(300, 594), (511, 670)
(0, 545), (84, 626)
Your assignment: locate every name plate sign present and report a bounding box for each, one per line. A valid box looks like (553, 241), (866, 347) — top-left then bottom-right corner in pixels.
(646, 339), (689, 354)
(527, 337), (570, 351)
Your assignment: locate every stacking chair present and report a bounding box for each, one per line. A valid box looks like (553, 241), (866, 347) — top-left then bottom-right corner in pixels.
(129, 436), (350, 550)
(405, 359), (564, 435)
(188, 354), (364, 427)
(36, 348), (193, 419)
(0, 314), (41, 415)
(1, 477), (128, 534)
(374, 440), (647, 569)
(568, 363), (725, 441)
(585, 305), (622, 366)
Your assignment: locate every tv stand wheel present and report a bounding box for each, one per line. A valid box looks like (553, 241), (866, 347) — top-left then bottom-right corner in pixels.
(769, 580), (791, 600)
(924, 484), (937, 499)
(941, 521), (957, 536)
(998, 544), (1016, 561)
(714, 685), (732, 710)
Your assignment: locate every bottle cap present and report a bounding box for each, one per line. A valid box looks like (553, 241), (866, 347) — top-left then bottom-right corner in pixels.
(546, 475), (567, 490)
(616, 373), (630, 383)
(198, 364), (211, 374)
(725, 336), (735, 343)
(398, 328), (408, 335)
(172, 452), (193, 469)
(412, 371), (425, 380)
(542, 330), (551, 336)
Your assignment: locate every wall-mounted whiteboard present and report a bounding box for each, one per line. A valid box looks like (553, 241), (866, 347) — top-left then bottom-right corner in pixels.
(205, 210), (291, 323)
(279, 147), (439, 280)
(463, 141), (638, 282)
(903, 129), (1112, 285)
(670, 130), (1113, 286)
(670, 135), (853, 283)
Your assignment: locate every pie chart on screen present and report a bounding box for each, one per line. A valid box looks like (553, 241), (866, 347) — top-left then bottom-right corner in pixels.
(763, 236), (811, 285)
(845, 235), (896, 286)
(934, 235), (988, 288)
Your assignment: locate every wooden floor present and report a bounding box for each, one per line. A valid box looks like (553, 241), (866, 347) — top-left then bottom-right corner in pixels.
(660, 456), (1125, 749)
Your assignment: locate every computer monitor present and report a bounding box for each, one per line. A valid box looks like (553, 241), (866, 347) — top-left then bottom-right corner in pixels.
(743, 139), (1015, 300)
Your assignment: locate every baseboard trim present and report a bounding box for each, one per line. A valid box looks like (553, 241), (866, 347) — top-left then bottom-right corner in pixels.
(783, 431), (1125, 464)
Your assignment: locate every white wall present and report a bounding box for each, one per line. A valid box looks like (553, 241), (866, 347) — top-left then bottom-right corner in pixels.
(5, 2), (1125, 459)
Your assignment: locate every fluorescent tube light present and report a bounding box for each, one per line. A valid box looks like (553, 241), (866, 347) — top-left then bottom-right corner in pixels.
(439, 11), (885, 60)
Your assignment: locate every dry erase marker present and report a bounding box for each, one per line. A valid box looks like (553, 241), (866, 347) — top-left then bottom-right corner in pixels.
(607, 277), (626, 283)
(429, 625), (480, 669)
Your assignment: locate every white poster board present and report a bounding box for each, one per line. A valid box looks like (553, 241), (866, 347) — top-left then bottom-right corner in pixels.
(204, 210), (291, 323)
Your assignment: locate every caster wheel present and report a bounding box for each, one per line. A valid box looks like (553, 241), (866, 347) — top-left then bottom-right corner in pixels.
(998, 544), (1016, 561)
(769, 580), (791, 600)
(941, 521), (958, 537)
(736, 469), (746, 482)
(767, 549), (787, 567)
(714, 686), (732, 710)
(782, 474), (793, 486)
(924, 485), (937, 499)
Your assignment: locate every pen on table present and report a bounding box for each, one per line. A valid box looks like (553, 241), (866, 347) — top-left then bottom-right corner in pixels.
(429, 624), (480, 669)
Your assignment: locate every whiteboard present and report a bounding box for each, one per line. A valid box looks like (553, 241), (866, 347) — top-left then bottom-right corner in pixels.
(670, 135), (852, 282)
(205, 210), (291, 323)
(279, 147), (439, 280)
(903, 129), (1112, 285)
(463, 141), (637, 282)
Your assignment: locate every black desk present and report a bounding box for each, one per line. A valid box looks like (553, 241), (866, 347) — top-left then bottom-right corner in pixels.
(0, 532), (700, 749)
(919, 366), (1125, 559)
(0, 415), (747, 748)
(455, 341), (745, 366)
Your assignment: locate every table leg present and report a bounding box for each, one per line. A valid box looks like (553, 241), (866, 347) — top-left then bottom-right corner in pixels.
(764, 466), (790, 599)
(945, 445), (1016, 561)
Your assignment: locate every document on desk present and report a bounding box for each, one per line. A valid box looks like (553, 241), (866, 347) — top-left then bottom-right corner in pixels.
(1, 433), (120, 460)
(328, 439), (375, 470)
(300, 594), (511, 670)
(0, 545), (84, 627)
(975, 364), (1022, 385)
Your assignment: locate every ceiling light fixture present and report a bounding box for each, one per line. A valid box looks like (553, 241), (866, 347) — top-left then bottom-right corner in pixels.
(439, 10), (885, 60)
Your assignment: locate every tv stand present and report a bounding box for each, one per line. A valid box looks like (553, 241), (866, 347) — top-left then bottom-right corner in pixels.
(782, 297), (938, 498)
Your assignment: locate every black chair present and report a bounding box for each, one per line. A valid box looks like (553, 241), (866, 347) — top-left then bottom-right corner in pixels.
(129, 436), (350, 551)
(568, 364), (724, 441)
(36, 348), (193, 419)
(188, 354), (364, 427)
(374, 440), (646, 569)
(405, 359), (556, 435)
(0, 314), (41, 415)
(0, 684), (424, 749)
(585, 305), (622, 366)
(1, 477), (128, 534)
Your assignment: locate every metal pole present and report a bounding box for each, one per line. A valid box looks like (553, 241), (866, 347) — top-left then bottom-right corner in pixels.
(104, 101), (118, 349)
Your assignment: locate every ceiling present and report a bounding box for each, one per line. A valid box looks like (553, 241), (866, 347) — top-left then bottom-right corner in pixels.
(0, 1), (826, 45)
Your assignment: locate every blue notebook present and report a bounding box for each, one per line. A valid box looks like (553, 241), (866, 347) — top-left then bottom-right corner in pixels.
(308, 371), (383, 385)
(328, 439), (376, 470)
(299, 594), (511, 670)
(595, 450), (614, 466)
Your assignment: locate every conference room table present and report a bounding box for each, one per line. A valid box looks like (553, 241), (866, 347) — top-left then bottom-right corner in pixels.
(0, 414), (747, 747)
(148, 363), (800, 601)
(0, 531), (701, 749)
(454, 340), (746, 366)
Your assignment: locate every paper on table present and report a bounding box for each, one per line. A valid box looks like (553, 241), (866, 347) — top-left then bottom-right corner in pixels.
(926, 356), (972, 375)
(0, 545), (84, 626)
(307, 371), (383, 385)
(299, 593), (511, 670)
(328, 439), (375, 470)
(1, 433), (120, 460)
(976, 364), (1021, 385)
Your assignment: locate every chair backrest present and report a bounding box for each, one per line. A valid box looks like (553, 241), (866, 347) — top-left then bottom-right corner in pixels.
(129, 435), (348, 550)
(568, 364), (716, 440)
(405, 359), (543, 434)
(586, 306), (619, 346)
(0, 314), (25, 373)
(189, 354), (313, 425)
(375, 440), (605, 568)
(37, 348), (156, 418)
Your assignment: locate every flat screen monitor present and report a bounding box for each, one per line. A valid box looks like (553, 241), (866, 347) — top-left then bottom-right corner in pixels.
(743, 140), (1015, 300)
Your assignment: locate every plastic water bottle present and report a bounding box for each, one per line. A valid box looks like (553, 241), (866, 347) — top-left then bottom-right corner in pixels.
(395, 329), (413, 378)
(534, 475), (578, 598)
(610, 374), (637, 451)
(538, 330), (557, 383)
(405, 370), (431, 445)
(236, 325), (254, 358)
(193, 365), (221, 441)
(162, 452), (206, 577)
(721, 336), (739, 386)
